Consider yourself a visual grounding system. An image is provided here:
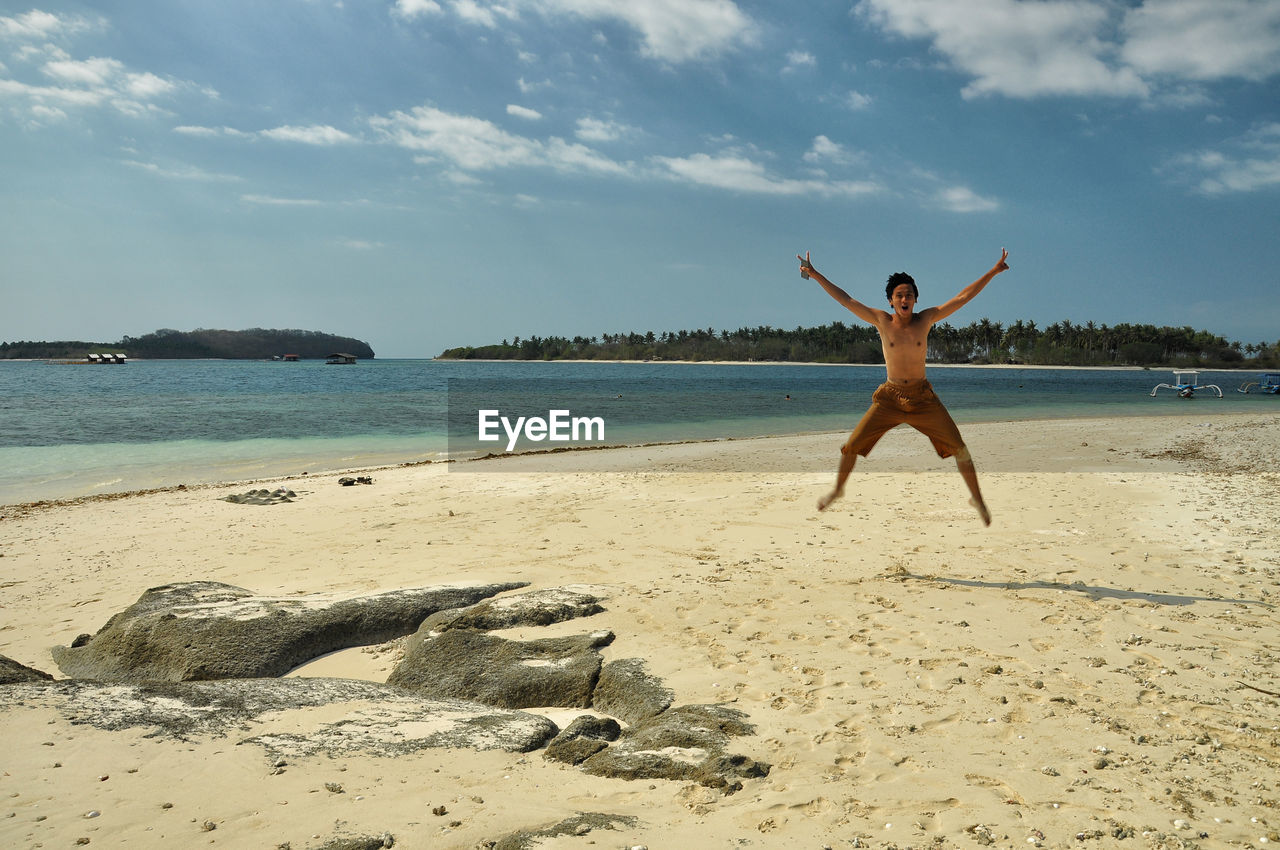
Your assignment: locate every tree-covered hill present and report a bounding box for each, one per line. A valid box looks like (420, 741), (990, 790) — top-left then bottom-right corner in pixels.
(0, 328), (375, 360)
(439, 319), (1276, 369)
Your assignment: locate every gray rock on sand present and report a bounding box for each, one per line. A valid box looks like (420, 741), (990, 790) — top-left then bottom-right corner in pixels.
(580, 704), (770, 792)
(488, 812), (638, 850)
(311, 834), (395, 850)
(51, 580), (529, 683)
(0, 677), (557, 754)
(221, 488), (297, 505)
(387, 629), (615, 709)
(0, 654), (54, 685)
(419, 585), (605, 633)
(592, 657), (673, 726)
(544, 714), (622, 765)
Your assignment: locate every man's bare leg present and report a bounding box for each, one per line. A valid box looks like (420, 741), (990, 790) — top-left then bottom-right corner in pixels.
(818, 450), (857, 511)
(953, 447), (991, 526)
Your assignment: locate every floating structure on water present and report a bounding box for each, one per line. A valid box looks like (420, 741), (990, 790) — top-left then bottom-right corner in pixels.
(1150, 370), (1221, 399)
(1237, 373), (1280, 394)
(47, 353), (128, 365)
(326, 352), (358, 365)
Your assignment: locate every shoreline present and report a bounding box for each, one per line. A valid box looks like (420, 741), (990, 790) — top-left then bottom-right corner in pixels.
(430, 358), (1269, 372)
(4, 409), (1275, 511)
(6, 357), (1271, 371)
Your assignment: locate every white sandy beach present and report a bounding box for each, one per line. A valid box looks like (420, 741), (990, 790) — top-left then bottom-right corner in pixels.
(2, 413), (1278, 849)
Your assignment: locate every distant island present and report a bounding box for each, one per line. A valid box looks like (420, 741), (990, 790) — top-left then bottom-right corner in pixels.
(439, 319), (1276, 370)
(0, 328), (375, 360)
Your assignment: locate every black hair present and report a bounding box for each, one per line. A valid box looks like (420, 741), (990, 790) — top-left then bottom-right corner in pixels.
(885, 272), (917, 301)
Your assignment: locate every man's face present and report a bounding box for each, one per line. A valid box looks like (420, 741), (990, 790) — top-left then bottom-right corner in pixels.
(889, 283), (917, 318)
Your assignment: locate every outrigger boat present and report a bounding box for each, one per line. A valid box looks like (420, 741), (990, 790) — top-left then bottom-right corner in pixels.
(1150, 370), (1222, 398)
(1237, 373), (1280, 394)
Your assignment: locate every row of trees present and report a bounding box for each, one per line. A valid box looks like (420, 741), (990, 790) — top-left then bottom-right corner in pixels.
(440, 319), (1279, 369)
(1, 328), (375, 360)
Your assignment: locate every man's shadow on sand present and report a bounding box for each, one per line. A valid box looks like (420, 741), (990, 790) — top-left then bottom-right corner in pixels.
(901, 574), (1273, 609)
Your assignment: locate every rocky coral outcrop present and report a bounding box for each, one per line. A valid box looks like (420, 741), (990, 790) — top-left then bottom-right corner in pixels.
(592, 657), (674, 725)
(485, 812), (637, 850)
(24, 580), (770, 793)
(0, 677), (557, 754)
(0, 654), (54, 685)
(579, 704), (770, 792)
(543, 714), (622, 765)
(51, 580), (528, 682)
(418, 585), (604, 633)
(387, 629), (614, 709)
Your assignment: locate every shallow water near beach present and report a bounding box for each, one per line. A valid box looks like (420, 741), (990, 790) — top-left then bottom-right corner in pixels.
(1, 359), (1272, 503)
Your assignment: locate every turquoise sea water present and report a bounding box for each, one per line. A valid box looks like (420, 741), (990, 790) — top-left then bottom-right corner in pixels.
(1, 359), (1273, 504)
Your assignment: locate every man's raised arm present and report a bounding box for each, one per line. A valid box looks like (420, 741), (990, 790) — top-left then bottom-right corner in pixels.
(927, 248), (1010, 323)
(799, 252), (883, 326)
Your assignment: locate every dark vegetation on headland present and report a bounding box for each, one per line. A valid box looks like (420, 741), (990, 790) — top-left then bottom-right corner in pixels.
(1, 328), (375, 360)
(440, 319), (1278, 370)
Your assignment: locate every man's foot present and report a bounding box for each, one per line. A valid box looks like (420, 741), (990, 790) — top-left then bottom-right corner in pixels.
(817, 489), (843, 512)
(970, 497), (992, 527)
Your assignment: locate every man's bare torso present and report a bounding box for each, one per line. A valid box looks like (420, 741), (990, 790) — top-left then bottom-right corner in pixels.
(876, 311), (934, 383)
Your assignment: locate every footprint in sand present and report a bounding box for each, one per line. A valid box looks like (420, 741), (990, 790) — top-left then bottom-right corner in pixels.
(859, 670), (885, 690)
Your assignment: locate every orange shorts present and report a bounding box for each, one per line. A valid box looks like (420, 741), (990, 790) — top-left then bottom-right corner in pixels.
(841, 380), (966, 460)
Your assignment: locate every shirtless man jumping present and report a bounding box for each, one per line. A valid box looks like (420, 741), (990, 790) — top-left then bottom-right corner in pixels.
(800, 249), (1010, 525)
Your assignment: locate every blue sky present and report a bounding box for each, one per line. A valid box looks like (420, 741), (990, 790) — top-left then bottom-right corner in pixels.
(2, 0), (1278, 358)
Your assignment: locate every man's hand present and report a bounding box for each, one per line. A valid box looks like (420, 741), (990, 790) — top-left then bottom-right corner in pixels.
(798, 251), (815, 279)
(994, 247), (1010, 274)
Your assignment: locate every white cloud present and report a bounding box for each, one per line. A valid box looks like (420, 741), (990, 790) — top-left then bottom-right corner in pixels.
(373, 106), (882, 199)
(654, 152), (879, 198)
(125, 72), (176, 99)
(370, 105), (631, 176)
(857, 0), (1280, 101)
(241, 194), (325, 206)
(1173, 122), (1280, 195)
(172, 124), (354, 144)
(42, 56), (121, 87)
(259, 124), (357, 144)
(1121, 0), (1280, 82)
(0, 77), (108, 107)
(392, 0), (443, 19)
(0, 22), (202, 120)
(856, 0), (1147, 99)
(784, 50), (816, 72)
(339, 239), (385, 250)
(932, 185), (999, 213)
(453, 0), (496, 28)
(517, 76), (552, 94)
(440, 0), (755, 63)
(802, 135), (863, 166)
(28, 103), (65, 122)
(173, 124), (221, 137)
(443, 169), (484, 185)
(123, 159), (242, 182)
(173, 124), (251, 138)
(506, 103), (543, 120)
(546, 0), (757, 62)
(844, 89), (873, 110)
(575, 116), (631, 143)
(0, 10), (91, 40)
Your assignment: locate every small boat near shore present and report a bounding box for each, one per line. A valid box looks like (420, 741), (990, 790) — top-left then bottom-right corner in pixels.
(1149, 370), (1221, 398)
(1237, 373), (1280, 394)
